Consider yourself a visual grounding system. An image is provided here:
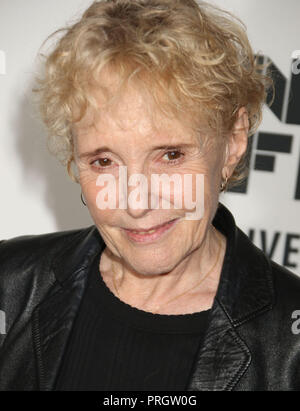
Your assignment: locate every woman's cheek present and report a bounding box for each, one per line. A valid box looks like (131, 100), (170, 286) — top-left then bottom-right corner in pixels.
(80, 173), (100, 205)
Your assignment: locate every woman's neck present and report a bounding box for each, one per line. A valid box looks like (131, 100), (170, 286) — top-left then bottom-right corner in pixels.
(99, 226), (226, 315)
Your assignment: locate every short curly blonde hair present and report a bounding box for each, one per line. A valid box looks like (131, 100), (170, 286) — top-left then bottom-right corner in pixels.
(34, 0), (272, 189)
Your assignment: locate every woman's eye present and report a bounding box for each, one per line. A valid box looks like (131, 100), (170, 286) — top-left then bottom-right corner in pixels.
(91, 158), (112, 168)
(162, 150), (184, 163)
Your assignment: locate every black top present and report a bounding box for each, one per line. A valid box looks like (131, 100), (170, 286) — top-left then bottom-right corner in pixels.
(55, 249), (211, 391)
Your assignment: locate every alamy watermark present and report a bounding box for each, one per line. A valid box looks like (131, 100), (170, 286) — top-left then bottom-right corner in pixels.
(291, 310), (300, 335)
(94, 167), (205, 220)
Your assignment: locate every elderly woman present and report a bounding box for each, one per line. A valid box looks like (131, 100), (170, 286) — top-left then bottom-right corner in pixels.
(1, 0), (300, 392)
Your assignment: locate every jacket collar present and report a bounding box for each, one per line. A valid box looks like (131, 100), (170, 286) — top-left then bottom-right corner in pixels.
(32, 202), (274, 391)
(186, 202), (274, 390)
(213, 202), (274, 326)
(52, 225), (106, 285)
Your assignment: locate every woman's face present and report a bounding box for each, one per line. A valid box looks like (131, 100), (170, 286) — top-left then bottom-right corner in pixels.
(74, 83), (225, 276)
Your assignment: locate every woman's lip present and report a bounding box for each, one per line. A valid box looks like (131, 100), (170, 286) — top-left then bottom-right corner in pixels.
(124, 218), (178, 233)
(121, 218), (179, 243)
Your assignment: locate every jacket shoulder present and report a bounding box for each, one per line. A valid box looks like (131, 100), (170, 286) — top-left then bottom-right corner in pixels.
(236, 226), (300, 304)
(0, 226), (94, 267)
(270, 259), (300, 306)
(0, 226), (96, 343)
(0, 226), (95, 301)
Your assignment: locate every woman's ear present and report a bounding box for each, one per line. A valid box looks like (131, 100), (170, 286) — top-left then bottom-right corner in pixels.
(222, 107), (249, 179)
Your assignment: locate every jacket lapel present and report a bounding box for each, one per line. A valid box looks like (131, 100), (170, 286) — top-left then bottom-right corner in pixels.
(32, 226), (105, 391)
(186, 300), (251, 391)
(187, 203), (274, 391)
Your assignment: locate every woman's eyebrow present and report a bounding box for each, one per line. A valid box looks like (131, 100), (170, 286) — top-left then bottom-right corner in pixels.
(78, 143), (196, 160)
(78, 147), (115, 159)
(150, 143), (196, 151)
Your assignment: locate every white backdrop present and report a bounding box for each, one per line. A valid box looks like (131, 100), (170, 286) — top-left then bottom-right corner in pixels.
(1, 0), (300, 274)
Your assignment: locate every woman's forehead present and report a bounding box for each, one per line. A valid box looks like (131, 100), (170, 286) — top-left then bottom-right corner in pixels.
(74, 91), (196, 142)
(74, 117), (198, 154)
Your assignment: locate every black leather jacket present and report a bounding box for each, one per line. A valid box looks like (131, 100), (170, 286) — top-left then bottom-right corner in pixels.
(1, 202), (300, 391)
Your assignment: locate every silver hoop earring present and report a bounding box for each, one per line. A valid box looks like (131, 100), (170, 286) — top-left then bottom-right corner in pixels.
(80, 192), (87, 206)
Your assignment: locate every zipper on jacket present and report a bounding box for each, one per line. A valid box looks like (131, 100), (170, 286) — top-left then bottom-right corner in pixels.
(32, 311), (46, 391)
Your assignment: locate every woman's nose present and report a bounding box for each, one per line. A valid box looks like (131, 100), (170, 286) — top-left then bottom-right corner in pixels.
(124, 166), (152, 219)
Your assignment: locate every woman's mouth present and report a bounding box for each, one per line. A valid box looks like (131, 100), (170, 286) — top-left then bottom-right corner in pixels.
(121, 218), (179, 243)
